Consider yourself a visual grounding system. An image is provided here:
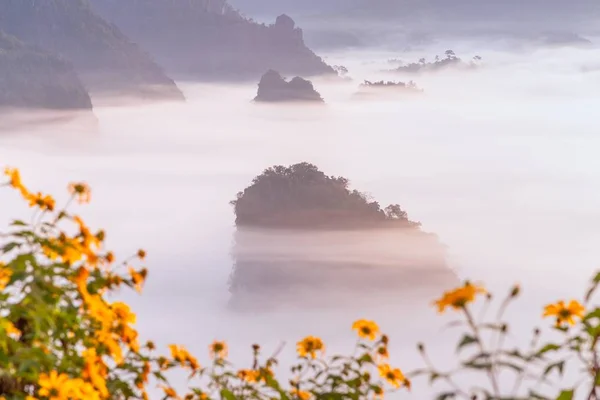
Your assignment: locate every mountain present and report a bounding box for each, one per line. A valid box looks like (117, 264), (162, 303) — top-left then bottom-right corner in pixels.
(228, 162), (455, 311)
(88, 0), (336, 81)
(231, 162), (425, 229)
(254, 70), (324, 103)
(0, 31), (93, 111)
(228, 0), (361, 18)
(229, 0), (600, 50)
(0, 0), (184, 100)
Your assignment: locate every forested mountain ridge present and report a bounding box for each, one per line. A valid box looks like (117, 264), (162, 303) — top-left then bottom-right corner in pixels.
(0, 0), (184, 100)
(0, 31), (93, 110)
(89, 0), (336, 80)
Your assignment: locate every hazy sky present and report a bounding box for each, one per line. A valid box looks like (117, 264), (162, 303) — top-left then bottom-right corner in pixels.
(1, 42), (600, 397)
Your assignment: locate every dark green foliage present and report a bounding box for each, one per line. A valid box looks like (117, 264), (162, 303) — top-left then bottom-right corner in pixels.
(0, 0), (183, 99)
(0, 31), (92, 110)
(231, 162), (422, 229)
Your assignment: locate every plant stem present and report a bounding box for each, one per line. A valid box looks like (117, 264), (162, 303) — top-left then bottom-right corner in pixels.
(586, 335), (600, 400)
(464, 306), (501, 398)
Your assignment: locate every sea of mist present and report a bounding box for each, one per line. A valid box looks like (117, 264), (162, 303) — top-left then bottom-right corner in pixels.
(1, 42), (600, 397)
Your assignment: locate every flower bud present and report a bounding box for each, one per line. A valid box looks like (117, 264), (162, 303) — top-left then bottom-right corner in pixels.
(510, 284), (520, 297)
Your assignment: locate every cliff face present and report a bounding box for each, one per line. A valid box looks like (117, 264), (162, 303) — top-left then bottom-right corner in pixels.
(88, 0), (336, 80)
(0, 0), (184, 100)
(254, 70), (324, 103)
(0, 32), (93, 111)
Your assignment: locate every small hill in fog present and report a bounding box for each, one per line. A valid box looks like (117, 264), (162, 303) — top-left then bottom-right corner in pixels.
(228, 162), (455, 311)
(393, 51), (482, 74)
(0, 31), (92, 111)
(88, 0), (336, 80)
(355, 80), (423, 100)
(0, 0), (184, 101)
(254, 70), (324, 103)
(231, 162), (422, 228)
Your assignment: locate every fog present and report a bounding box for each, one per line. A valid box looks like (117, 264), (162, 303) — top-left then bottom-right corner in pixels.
(2, 43), (600, 397)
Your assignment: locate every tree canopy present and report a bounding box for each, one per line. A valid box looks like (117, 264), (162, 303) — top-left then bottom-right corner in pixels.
(231, 163), (422, 229)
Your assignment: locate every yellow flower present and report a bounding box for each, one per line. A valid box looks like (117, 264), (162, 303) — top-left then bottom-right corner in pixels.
(45, 236), (85, 265)
(105, 252), (115, 264)
(376, 346), (389, 361)
(237, 369), (260, 382)
(128, 267), (146, 293)
(378, 364), (409, 389)
(4, 167), (29, 198)
(0, 264), (13, 291)
(68, 182), (92, 204)
(169, 344), (200, 370)
(543, 300), (585, 326)
(3, 321), (21, 339)
(82, 348), (109, 398)
(352, 319), (380, 341)
(141, 361), (151, 384)
(161, 385), (180, 399)
(290, 389), (311, 400)
(434, 282), (486, 313)
(38, 371), (70, 400)
(296, 336), (325, 358)
(4, 167), (21, 187)
(111, 302), (137, 325)
(26, 192), (55, 211)
(74, 216), (101, 251)
(209, 340), (228, 359)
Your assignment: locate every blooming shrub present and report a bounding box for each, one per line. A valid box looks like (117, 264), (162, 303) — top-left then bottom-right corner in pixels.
(0, 166), (599, 400)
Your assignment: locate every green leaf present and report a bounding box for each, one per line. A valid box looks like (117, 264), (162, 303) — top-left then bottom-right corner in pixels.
(10, 220), (27, 226)
(584, 308), (600, 322)
(585, 324), (600, 339)
(536, 343), (561, 356)
(1, 242), (19, 253)
(585, 272), (600, 302)
(220, 389), (237, 400)
(456, 334), (478, 353)
(556, 389), (574, 400)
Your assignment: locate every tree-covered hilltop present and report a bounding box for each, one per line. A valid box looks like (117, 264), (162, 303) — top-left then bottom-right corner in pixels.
(358, 80), (422, 92)
(231, 162), (424, 229)
(89, 0), (336, 80)
(393, 50), (482, 74)
(0, 31), (93, 111)
(0, 0), (183, 101)
(254, 70), (324, 103)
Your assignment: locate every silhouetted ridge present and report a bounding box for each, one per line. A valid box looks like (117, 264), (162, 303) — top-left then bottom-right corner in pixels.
(88, 0), (336, 80)
(254, 70), (324, 103)
(231, 162), (422, 229)
(0, 0), (184, 101)
(0, 31), (92, 111)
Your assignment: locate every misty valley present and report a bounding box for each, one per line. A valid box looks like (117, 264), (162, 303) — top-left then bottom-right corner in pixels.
(1, 0), (600, 399)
